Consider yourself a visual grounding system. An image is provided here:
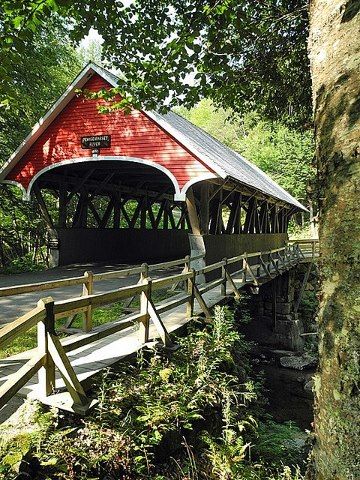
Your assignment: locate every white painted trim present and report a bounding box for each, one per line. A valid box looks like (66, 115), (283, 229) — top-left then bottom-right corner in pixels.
(89, 64), (118, 88)
(25, 156), (182, 201)
(1, 180), (28, 200)
(174, 192), (186, 202)
(180, 173), (218, 197)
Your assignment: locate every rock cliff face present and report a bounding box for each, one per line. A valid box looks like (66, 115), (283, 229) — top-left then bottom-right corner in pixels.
(237, 265), (319, 429)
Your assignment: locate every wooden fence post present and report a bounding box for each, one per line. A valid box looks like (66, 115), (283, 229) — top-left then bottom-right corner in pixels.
(145, 280), (176, 349)
(184, 255), (190, 291)
(83, 271), (93, 332)
(139, 264), (150, 343)
(270, 252), (280, 274)
(224, 266), (241, 300)
(259, 253), (271, 277)
(186, 269), (195, 319)
(221, 258), (227, 296)
(37, 297), (55, 397)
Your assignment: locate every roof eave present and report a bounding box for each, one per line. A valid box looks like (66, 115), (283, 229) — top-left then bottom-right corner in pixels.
(226, 175), (309, 212)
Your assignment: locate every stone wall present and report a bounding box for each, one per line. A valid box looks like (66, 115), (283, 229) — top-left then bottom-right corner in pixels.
(250, 263), (319, 352)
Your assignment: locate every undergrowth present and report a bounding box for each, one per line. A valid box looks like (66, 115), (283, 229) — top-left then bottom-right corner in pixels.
(0, 306), (308, 479)
(0, 253), (46, 274)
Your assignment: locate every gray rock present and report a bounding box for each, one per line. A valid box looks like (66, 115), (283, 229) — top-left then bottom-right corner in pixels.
(304, 379), (314, 392)
(271, 349), (297, 357)
(280, 354), (317, 370)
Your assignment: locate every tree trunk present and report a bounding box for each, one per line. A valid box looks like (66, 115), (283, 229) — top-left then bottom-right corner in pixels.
(308, 1), (360, 479)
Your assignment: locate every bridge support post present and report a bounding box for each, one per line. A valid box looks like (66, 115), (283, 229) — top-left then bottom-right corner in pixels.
(83, 271), (94, 332)
(139, 264), (150, 344)
(188, 234), (206, 284)
(273, 271), (304, 351)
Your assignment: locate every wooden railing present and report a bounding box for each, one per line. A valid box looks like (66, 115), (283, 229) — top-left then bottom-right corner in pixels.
(0, 242), (316, 413)
(0, 255), (203, 299)
(289, 238), (319, 260)
(0, 255), (203, 333)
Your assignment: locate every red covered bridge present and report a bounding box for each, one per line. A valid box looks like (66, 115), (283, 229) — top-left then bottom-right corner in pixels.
(0, 63), (306, 268)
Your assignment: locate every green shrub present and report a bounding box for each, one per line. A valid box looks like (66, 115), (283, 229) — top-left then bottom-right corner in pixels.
(252, 420), (307, 468)
(1, 253), (46, 274)
(0, 306), (308, 479)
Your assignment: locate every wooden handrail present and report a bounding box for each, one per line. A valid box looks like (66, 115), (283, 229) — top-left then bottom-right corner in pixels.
(1, 246), (293, 345)
(0, 254), (205, 299)
(0, 276), (86, 298)
(0, 352), (46, 410)
(151, 271), (193, 290)
(53, 283), (147, 316)
(93, 265), (145, 281)
(0, 243), (313, 301)
(0, 304), (46, 348)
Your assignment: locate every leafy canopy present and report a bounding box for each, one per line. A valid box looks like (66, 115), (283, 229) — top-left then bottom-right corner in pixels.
(1, 0), (311, 127)
(0, 18), (81, 162)
(0, 17), (81, 270)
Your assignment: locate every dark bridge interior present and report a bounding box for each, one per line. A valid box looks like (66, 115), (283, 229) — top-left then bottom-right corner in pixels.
(38, 161), (176, 197)
(34, 160), (190, 264)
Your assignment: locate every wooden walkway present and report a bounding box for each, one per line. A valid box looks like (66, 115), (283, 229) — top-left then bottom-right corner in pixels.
(0, 240), (318, 418)
(0, 285), (225, 414)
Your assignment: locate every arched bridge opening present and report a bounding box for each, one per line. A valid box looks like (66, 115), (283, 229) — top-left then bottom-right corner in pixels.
(32, 159), (191, 266)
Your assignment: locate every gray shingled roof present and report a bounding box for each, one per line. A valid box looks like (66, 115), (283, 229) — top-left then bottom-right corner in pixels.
(96, 64), (121, 85)
(152, 111), (306, 210)
(97, 64), (305, 210)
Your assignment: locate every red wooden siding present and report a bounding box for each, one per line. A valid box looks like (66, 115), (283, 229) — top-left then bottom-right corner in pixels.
(6, 74), (212, 190)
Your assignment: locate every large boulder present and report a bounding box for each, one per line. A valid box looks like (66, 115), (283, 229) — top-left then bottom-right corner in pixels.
(279, 354), (318, 370)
